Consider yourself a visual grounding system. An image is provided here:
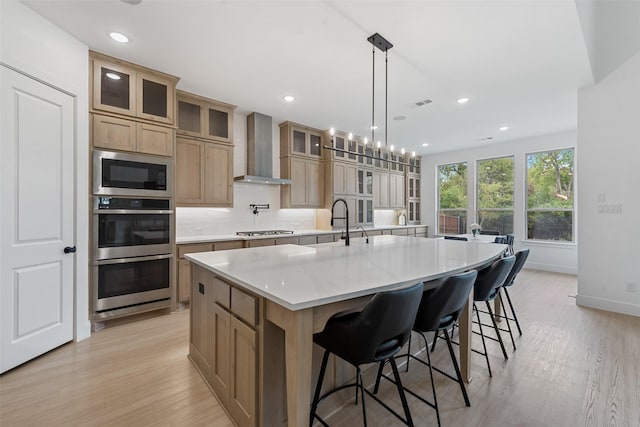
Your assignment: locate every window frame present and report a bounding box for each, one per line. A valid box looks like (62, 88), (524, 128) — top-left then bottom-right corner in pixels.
(525, 147), (575, 243)
(475, 155), (515, 235)
(436, 161), (468, 235)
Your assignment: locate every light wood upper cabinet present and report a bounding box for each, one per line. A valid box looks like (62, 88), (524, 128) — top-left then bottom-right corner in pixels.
(91, 52), (178, 125)
(279, 122), (323, 159)
(177, 91), (236, 144)
(203, 142), (233, 206)
(93, 113), (174, 156)
(176, 136), (233, 207)
(176, 137), (203, 203)
(279, 121), (324, 209)
(280, 157), (323, 208)
(373, 172), (390, 208)
(389, 173), (405, 208)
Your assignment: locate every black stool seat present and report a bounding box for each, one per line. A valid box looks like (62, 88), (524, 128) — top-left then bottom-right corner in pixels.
(310, 282), (423, 426)
(472, 255), (516, 377)
(378, 270), (477, 427)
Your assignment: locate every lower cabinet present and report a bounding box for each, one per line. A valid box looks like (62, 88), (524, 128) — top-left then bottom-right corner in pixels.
(177, 241), (243, 304)
(189, 264), (258, 427)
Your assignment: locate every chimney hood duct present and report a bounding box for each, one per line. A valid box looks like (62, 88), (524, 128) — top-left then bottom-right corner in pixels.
(234, 112), (292, 185)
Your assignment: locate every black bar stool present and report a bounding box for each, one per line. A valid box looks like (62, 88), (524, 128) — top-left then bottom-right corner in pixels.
(310, 282), (423, 427)
(375, 270), (478, 427)
(498, 249), (530, 335)
(471, 255), (516, 377)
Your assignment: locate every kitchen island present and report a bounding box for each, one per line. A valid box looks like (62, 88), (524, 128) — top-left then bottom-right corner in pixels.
(186, 235), (506, 427)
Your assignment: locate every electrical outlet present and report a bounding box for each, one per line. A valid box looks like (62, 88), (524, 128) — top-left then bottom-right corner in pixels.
(625, 282), (638, 293)
(597, 204), (622, 214)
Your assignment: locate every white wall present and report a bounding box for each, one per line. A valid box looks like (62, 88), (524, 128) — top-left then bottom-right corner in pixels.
(421, 130), (578, 274)
(577, 51), (640, 317)
(1, 0), (90, 339)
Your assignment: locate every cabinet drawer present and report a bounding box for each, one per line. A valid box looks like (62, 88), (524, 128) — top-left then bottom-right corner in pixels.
(213, 240), (244, 251)
(414, 226), (428, 234)
(178, 243), (213, 258)
(391, 228), (409, 236)
(316, 234), (335, 244)
(212, 277), (231, 309)
(246, 239), (276, 248)
(298, 235), (317, 245)
(231, 287), (257, 326)
(275, 236), (299, 245)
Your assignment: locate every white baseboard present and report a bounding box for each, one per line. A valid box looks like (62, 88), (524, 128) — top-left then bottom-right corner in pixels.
(76, 320), (92, 342)
(576, 295), (640, 317)
(527, 262), (577, 275)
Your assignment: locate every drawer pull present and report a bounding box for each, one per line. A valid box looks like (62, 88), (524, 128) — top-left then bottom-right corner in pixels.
(199, 283), (205, 295)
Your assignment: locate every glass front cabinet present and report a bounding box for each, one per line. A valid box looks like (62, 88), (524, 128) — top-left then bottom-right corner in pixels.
(176, 91), (236, 144)
(92, 53), (178, 126)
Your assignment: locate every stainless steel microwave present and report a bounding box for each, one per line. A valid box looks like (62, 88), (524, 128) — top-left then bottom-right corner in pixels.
(93, 150), (173, 197)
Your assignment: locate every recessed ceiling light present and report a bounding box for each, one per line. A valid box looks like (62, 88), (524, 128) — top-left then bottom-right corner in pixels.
(456, 97), (470, 104)
(283, 95), (295, 102)
(422, 143), (429, 147)
(370, 125), (378, 130)
(499, 126), (509, 131)
(109, 32), (129, 43)
(105, 72), (121, 80)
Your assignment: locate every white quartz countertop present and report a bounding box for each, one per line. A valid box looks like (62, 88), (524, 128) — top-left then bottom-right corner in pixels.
(185, 235), (505, 311)
(176, 225), (426, 244)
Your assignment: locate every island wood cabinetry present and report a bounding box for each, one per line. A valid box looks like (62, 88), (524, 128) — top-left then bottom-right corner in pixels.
(279, 121), (324, 208)
(190, 264), (258, 427)
(175, 90), (236, 207)
(177, 241), (243, 304)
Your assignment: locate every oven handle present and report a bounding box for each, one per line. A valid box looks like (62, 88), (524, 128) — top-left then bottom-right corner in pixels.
(93, 209), (174, 215)
(94, 253), (173, 266)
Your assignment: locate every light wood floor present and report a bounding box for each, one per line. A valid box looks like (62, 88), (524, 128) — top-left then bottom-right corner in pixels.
(1, 270), (639, 426)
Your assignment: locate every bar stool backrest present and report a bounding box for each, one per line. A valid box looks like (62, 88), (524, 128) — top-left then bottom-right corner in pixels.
(502, 249), (529, 288)
(473, 255), (516, 302)
(414, 270), (478, 332)
(315, 282), (423, 365)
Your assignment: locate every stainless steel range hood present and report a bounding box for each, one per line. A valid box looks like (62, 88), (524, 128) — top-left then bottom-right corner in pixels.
(234, 112), (291, 185)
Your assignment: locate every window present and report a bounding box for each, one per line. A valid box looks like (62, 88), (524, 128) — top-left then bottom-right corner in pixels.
(526, 148), (574, 241)
(438, 162), (467, 234)
(477, 156), (514, 235)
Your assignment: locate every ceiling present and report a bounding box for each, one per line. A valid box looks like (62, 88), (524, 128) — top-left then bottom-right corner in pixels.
(24, 0), (595, 155)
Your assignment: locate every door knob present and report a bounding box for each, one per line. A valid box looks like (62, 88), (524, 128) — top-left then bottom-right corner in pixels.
(64, 246), (76, 254)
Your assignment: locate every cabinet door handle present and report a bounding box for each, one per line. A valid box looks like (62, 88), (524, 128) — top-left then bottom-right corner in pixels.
(198, 283), (205, 295)
(64, 246), (76, 254)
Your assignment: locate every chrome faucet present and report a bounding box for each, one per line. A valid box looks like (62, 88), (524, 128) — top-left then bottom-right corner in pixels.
(357, 225), (370, 244)
(330, 198), (350, 246)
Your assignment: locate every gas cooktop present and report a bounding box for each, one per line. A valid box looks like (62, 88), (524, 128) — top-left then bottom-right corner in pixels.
(235, 230), (295, 237)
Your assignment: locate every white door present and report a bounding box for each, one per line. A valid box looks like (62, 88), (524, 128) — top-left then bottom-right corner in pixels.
(1, 66), (75, 373)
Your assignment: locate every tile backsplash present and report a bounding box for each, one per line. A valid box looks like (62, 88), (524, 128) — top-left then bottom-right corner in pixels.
(176, 184), (397, 238)
(176, 183), (318, 237)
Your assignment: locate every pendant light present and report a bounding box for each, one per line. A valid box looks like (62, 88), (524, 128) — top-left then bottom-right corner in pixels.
(367, 33), (393, 148)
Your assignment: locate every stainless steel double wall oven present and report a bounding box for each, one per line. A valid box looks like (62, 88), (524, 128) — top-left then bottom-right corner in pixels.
(92, 150), (174, 320)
